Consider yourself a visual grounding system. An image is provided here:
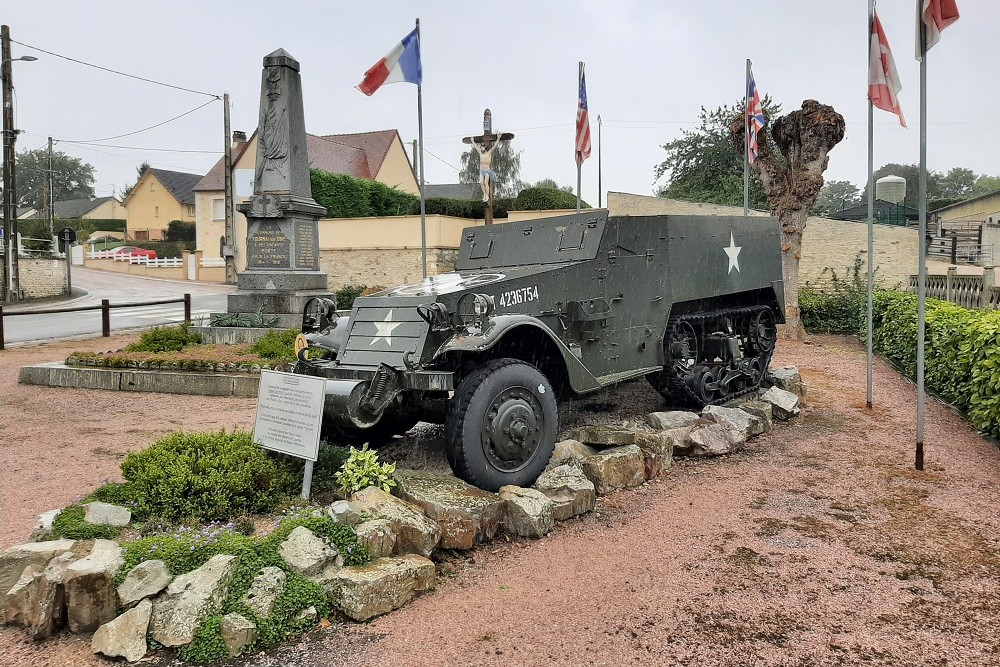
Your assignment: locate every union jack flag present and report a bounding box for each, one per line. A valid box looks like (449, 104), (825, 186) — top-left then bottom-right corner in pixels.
(576, 63), (592, 167)
(746, 68), (766, 164)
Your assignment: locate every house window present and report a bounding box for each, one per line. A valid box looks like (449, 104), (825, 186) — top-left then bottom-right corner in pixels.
(212, 198), (225, 221)
(150, 182), (155, 191)
(155, 206), (160, 217)
(184, 204), (195, 216)
(135, 230), (149, 241)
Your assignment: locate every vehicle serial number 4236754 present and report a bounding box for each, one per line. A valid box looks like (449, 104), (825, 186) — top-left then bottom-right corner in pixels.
(498, 285), (539, 308)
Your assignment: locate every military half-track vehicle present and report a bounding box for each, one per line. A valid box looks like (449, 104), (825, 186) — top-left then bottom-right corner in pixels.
(294, 211), (784, 491)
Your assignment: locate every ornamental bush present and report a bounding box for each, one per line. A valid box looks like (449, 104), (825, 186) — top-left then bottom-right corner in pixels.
(125, 324), (201, 353)
(250, 329), (298, 362)
(118, 430), (299, 522)
(335, 444), (397, 495)
(512, 187), (589, 211)
(799, 257), (872, 334)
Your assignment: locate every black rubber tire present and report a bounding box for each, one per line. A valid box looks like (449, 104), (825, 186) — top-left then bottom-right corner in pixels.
(444, 358), (558, 492)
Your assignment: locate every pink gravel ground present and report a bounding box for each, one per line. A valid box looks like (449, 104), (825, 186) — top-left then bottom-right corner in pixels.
(2, 333), (999, 666)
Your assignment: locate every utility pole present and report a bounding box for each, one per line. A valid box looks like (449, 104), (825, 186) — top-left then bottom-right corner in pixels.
(48, 136), (55, 254)
(2, 24), (19, 302)
(223, 92), (236, 284)
(597, 114), (602, 208)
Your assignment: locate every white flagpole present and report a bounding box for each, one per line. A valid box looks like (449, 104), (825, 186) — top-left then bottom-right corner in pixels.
(916, 10), (928, 470)
(576, 61), (583, 215)
(416, 18), (428, 279)
(744, 58), (750, 218)
(866, 2), (875, 410)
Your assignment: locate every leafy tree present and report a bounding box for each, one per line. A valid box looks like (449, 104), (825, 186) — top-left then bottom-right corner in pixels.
(165, 220), (196, 242)
(812, 180), (860, 215)
(861, 163), (941, 209)
(119, 161), (151, 200)
(731, 99), (846, 339)
(459, 140), (522, 198)
(14, 148), (95, 210)
(526, 178), (573, 193)
(938, 167), (977, 199)
(654, 97), (779, 208)
(971, 175), (1000, 197)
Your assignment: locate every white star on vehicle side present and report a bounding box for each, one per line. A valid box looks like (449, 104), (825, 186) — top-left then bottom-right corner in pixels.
(371, 309), (402, 347)
(724, 232), (742, 274)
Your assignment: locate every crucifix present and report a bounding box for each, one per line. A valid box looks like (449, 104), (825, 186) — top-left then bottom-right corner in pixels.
(463, 108), (514, 225)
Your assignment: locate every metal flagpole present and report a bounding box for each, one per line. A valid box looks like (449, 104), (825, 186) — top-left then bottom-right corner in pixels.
(597, 114), (602, 208)
(866, 1), (875, 410)
(744, 59), (750, 218)
(916, 15), (927, 471)
(576, 62), (583, 215)
(416, 18), (428, 279)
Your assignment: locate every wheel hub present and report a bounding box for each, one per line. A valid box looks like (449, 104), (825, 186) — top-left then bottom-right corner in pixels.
(483, 388), (541, 471)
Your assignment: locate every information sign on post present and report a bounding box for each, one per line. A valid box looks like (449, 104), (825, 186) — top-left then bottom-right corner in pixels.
(253, 370), (326, 499)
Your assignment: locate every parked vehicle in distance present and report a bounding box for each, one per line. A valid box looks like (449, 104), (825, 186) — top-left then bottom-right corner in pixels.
(294, 211), (785, 492)
(110, 245), (157, 260)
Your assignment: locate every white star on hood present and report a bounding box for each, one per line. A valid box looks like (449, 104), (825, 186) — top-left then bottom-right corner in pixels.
(724, 232), (742, 274)
(371, 309), (402, 346)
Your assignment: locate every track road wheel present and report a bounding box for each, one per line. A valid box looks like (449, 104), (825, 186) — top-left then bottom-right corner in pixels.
(445, 358), (558, 492)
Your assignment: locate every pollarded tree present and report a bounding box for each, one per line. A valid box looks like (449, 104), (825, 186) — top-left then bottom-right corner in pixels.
(730, 99), (846, 339)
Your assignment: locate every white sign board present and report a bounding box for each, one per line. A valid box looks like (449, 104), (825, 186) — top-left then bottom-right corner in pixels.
(254, 370), (325, 462)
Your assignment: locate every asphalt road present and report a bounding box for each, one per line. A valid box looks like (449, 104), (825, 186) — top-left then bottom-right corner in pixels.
(1, 268), (235, 347)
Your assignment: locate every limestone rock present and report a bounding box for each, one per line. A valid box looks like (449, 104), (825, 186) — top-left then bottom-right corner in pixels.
(239, 566), (285, 620)
(296, 605), (318, 623)
(29, 510), (61, 543)
(738, 400), (774, 435)
(394, 471), (503, 550)
(562, 425), (636, 447)
(633, 431), (675, 479)
(545, 439), (600, 470)
(661, 425), (699, 456)
(581, 445), (646, 494)
(326, 500), (362, 525)
(64, 539), (124, 633)
(646, 411), (701, 431)
(354, 520), (396, 559)
(2, 565), (45, 632)
(760, 386), (801, 420)
(117, 559), (172, 608)
(532, 465), (596, 520)
(150, 554), (237, 647)
(220, 612), (257, 658)
(350, 487), (441, 557)
(91, 598), (151, 663)
(686, 423), (734, 457)
(326, 555), (436, 621)
(767, 366), (807, 402)
(279, 526), (342, 578)
(499, 486), (554, 538)
(0, 539), (76, 599)
(82, 501), (132, 527)
(701, 405), (759, 447)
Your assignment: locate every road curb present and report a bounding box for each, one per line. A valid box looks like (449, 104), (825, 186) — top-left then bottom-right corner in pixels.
(18, 362), (260, 397)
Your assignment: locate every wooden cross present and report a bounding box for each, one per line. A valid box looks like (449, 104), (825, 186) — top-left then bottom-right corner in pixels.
(462, 108), (514, 225)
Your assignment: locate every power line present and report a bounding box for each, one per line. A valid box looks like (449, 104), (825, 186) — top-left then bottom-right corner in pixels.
(421, 147), (461, 173)
(59, 140), (217, 154)
(11, 39), (219, 98)
(61, 98), (218, 143)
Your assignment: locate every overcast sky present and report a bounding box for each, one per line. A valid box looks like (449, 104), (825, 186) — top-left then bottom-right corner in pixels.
(7, 1), (997, 207)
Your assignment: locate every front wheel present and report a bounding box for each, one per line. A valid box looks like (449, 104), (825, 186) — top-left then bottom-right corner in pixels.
(444, 358), (558, 492)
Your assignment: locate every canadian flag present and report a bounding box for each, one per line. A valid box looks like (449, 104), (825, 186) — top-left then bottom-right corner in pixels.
(870, 11), (906, 128)
(918, 0), (960, 58)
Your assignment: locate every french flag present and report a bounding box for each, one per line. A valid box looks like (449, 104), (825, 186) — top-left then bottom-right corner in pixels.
(357, 28), (422, 96)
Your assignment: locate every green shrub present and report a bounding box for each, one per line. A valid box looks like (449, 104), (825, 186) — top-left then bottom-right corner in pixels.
(311, 170), (420, 218)
(119, 430), (299, 522)
(335, 444), (396, 495)
(165, 220), (196, 243)
(49, 505), (123, 540)
(335, 284), (367, 310)
(512, 187), (588, 211)
(125, 325), (201, 352)
(142, 239), (194, 258)
(800, 257), (872, 334)
(250, 329), (298, 362)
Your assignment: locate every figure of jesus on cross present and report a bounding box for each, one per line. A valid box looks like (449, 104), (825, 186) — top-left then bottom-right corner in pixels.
(463, 109), (514, 224)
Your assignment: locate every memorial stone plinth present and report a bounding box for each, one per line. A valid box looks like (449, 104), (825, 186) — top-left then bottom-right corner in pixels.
(225, 48), (332, 327)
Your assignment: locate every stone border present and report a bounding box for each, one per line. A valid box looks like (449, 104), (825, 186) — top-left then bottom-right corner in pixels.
(18, 363), (259, 397)
(188, 326), (288, 346)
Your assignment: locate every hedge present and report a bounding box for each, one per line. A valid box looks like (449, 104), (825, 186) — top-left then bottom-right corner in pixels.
(513, 187), (589, 211)
(870, 291), (1000, 439)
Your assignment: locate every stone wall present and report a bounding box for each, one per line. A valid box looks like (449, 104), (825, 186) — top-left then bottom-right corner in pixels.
(606, 192), (919, 289)
(320, 248), (458, 290)
(1, 257), (68, 300)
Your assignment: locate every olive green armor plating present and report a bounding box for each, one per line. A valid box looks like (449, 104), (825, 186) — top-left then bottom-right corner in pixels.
(295, 211), (785, 491)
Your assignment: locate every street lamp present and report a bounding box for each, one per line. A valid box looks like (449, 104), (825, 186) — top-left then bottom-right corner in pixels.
(2, 41), (39, 303)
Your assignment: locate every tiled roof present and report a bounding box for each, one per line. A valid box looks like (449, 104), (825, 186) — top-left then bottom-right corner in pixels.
(147, 168), (203, 205)
(194, 129), (406, 192)
(52, 197), (115, 218)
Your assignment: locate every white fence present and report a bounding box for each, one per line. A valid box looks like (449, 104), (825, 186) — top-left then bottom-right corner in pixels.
(86, 251), (182, 268)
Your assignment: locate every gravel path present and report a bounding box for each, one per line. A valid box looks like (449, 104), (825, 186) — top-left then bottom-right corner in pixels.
(2, 334), (999, 666)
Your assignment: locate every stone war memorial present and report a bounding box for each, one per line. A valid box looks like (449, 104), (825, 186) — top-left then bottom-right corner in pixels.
(224, 48), (332, 328)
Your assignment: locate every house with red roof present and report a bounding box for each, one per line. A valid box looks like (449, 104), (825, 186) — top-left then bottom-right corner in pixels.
(193, 128), (418, 270)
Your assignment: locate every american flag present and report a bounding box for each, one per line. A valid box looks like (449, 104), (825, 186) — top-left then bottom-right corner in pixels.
(575, 63), (592, 167)
(746, 69), (766, 164)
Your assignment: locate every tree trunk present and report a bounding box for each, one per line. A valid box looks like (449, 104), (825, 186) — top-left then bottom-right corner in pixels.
(778, 209), (808, 340)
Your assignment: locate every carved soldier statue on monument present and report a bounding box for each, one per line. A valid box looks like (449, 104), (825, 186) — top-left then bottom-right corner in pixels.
(463, 109), (514, 225)
(221, 48), (333, 327)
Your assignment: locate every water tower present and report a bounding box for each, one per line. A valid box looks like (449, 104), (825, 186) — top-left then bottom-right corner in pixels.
(875, 175), (907, 225)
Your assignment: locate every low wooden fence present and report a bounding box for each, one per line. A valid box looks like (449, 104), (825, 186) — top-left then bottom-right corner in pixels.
(0, 294), (191, 350)
(909, 266), (999, 309)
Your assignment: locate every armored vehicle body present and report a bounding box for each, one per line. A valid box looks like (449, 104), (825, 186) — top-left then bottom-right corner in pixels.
(295, 211), (784, 491)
